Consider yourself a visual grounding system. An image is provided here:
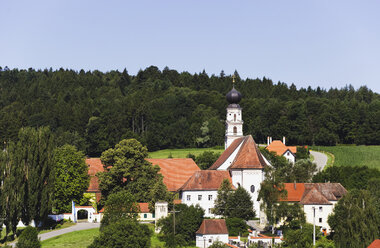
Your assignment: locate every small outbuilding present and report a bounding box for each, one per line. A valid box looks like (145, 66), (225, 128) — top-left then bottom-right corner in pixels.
(196, 219), (229, 248)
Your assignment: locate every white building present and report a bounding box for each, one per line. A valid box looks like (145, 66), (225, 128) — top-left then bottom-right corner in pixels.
(281, 183), (347, 232)
(196, 219), (229, 248)
(266, 139), (297, 164)
(179, 170), (234, 217)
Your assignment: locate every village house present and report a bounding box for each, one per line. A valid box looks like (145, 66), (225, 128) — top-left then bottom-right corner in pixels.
(195, 219), (229, 248)
(266, 137), (297, 164)
(179, 170), (234, 217)
(280, 182), (347, 232)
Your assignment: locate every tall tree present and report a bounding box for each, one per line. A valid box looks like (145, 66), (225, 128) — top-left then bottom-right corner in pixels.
(97, 139), (168, 203)
(328, 189), (380, 248)
(212, 179), (233, 216)
(226, 187), (256, 220)
(53, 144), (90, 213)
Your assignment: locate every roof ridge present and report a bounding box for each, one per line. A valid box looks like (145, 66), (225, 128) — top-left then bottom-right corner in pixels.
(229, 136), (249, 168)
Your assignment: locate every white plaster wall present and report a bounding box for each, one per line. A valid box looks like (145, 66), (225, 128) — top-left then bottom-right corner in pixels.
(196, 234), (229, 248)
(283, 151), (295, 164)
(182, 190), (219, 217)
(218, 142), (244, 170)
(303, 204), (334, 231)
(230, 169), (264, 219)
(225, 107), (243, 149)
(139, 212), (155, 222)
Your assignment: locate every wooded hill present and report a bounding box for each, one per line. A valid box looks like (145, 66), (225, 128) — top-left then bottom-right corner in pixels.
(0, 66), (379, 156)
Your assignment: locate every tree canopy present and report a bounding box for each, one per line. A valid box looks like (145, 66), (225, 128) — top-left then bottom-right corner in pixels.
(0, 66), (378, 156)
(97, 138), (169, 204)
(53, 144), (89, 213)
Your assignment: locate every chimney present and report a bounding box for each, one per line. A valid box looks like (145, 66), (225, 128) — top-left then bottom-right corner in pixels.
(294, 180), (296, 190)
(283, 136), (286, 145)
(267, 136), (270, 146)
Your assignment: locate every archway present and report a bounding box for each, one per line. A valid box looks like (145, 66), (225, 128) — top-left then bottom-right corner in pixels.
(77, 209), (88, 222)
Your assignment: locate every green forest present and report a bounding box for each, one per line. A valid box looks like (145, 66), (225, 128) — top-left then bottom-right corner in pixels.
(0, 66), (379, 156)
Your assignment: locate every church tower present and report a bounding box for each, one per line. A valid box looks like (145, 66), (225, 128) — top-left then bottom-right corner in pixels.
(225, 78), (243, 149)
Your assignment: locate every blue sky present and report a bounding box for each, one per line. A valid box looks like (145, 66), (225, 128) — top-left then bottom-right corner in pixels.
(1, 1), (380, 93)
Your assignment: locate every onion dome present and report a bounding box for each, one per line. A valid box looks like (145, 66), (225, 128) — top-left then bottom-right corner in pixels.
(226, 86), (242, 104)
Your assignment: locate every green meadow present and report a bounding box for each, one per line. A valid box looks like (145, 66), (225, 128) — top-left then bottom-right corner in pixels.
(148, 147), (224, 158)
(311, 145), (380, 169)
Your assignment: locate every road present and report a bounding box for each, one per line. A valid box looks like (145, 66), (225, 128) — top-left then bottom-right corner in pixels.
(9, 222), (100, 247)
(310, 150), (328, 172)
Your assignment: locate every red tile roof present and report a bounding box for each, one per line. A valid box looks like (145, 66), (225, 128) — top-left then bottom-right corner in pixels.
(86, 158), (104, 193)
(281, 183), (305, 202)
(196, 219), (228, 235)
(179, 170), (233, 191)
(281, 183), (347, 205)
(368, 239), (380, 248)
(209, 137), (245, 170)
(266, 140), (297, 156)
(146, 158), (200, 192)
(86, 158), (200, 193)
(209, 136), (267, 170)
(138, 203), (150, 213)
(230, 135), (267, 169)
(173, 199), (182, 204)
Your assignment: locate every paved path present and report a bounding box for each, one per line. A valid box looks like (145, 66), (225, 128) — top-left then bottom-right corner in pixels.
(10, 222), (100, 247)
(310, 150), (328, 172)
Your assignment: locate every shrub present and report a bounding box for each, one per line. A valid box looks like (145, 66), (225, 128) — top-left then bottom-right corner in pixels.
(16, 226), (41, 248)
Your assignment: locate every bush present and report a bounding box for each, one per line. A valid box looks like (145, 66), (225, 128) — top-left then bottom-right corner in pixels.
(89, 219), (151, 248)
(16, 226), (41, 248)
(225, 218), (249, 236)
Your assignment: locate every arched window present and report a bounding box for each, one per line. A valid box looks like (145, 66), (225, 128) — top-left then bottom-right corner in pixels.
(250, 185), (255, 193)
(234, 114), (236, 121)
(233, 126), (237, 134)
(237, 183), (241, 187)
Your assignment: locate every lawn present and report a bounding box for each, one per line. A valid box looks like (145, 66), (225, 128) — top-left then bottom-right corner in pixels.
(311, 145), (380, 169)
(41, 228), (99, 248)
(40, 225), (197, 248)
(148, 147), (223, 158)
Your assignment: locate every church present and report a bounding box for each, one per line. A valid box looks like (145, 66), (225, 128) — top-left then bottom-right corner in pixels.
(178, 84), (268, 222)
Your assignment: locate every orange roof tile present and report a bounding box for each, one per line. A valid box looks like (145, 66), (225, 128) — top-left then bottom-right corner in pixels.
(173, 199), (182, 204)
(209, 137), (245, 170)
(229, 135), (267, 169)
(146, 158), (200, 191)
(179, 170), (233, 191)
(281, 183), (305, 202)
(368, 239), (380, 248)
(266, 140), (297, 156)
(86, 158), (200, 193)
(281, 183), (347, 205)
(86, 158), (104, 193)
(196, 219), (228, 235)
(138, 203), (150, 213)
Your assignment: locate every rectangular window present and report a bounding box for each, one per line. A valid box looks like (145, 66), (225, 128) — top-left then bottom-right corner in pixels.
(152, 213), (155, 218)
(319, 207), (323, 212)
(319, 218), (322, 223)
(208, 208), (212, 214)
(187, 195), (191, 201)
(198, 195), (202, 201)
(144, 214), (147, 219)
(208, 195), (213, 201)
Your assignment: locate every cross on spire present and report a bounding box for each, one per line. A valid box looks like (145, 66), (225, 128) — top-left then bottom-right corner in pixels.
(232, 74), (236, 84)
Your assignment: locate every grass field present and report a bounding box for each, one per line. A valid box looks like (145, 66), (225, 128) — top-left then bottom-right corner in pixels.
(311, 145), (380, 169)
(41, 228), (99, 248)
(148, 147), (223, 158)
(40, 225), (197, 248)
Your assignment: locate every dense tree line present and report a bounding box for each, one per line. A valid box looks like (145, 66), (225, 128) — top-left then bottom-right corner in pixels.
(0, 66), (379, 156)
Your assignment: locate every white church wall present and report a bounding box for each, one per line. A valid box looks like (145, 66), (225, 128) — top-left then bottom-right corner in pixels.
(283, 151), (295, 164)
(230, 169), (264, 218)
(182, 190), (219, 218)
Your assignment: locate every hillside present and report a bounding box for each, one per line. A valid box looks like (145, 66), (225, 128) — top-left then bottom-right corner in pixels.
(312, 145), (380, 169)
(1, 66), (379, 157)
